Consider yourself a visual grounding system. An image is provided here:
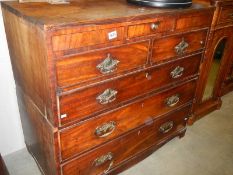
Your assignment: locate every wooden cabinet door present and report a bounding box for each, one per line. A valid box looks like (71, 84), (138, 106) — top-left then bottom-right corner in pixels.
(192, 26), (233, 121)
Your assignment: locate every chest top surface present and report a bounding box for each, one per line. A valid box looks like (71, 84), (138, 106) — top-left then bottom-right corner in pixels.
(1, 0), (213, 29)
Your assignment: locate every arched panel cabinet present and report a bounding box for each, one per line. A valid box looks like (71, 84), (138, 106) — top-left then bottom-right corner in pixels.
(190, 0), (233, 123)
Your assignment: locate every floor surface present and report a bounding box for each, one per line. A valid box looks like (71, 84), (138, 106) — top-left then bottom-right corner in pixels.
(3, 92), (233, 175)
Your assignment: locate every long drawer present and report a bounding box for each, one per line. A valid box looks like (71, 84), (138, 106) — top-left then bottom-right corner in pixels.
(60, 80), (196, 160)
(152, 30), (207, 63)
(61, 105), (190, 175)
(56, 41), (149, 88)
(59, 55), (200, 126)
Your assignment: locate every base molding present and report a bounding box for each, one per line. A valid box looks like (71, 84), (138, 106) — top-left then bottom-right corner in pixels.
(109, 129), (186, 175)
(188, 98), (222, 125)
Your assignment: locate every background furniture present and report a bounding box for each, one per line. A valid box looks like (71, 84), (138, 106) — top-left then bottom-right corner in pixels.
(0, 154), (9, 175)
(1, 1), (214, 174)
(190, 0), (233, 123)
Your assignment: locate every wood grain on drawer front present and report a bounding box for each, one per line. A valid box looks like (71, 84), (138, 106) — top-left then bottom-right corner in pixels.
(127, 17), (175, 38)
(152, 30), (207, 63)
(60, 80), (196, 160)
(218, 5), (233, 24)
(176, 12), (213, 30)
(61, 106), (190, 175)
(56, 42), (149, 87)
(59, 55), (200, 126)
(52, 27), (124, 51)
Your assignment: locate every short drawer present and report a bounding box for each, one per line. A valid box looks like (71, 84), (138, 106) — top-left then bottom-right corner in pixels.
(52, 27), (124, 52)
(127, 17), (175, 39)
(218, 5), (233, 25)
(59, 55), (200, 126)
(61, 106), (189, 175)
(175, 11), (213, 31)
(152, 30), (207, 63)
(60, 80), (195, 160)
(56, 42), (149, 87)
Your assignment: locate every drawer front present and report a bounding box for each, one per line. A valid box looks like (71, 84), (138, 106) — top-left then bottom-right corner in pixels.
(61, 106), (190, 175)
(60, 80), (196, 160)
(152, 30), (207, 63)
(218, 5), (233, 24)
(52, 27), (124, 52)
(56, 42), (149, 87)
(127, 17), (175, 39)
(176, 12), (213, 31)
(59, 55), (200, 125)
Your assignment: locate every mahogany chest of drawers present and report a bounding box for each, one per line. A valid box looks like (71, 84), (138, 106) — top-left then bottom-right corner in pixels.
(1, 1), (214, 174)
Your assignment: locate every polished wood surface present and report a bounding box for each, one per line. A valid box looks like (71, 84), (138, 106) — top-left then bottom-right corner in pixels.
(190, 0), (233, 123)
(127, 17), (175, 38)
(56, 41), (149, 88)
(61, 106), (189, 175)
(59, 56), (199, 126)
(52, 27), (125, 52)
(60, 80), (196, 160)
(217, 4), (233, 24)
(175, 11), (213, 31)
(152, 30), (207, 63)
(1, 0), (214, 174)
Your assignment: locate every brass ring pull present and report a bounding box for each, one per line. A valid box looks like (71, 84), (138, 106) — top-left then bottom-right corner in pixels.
(150, 22), (160, 30)
(165, 94), (180, 107)
(170, 66), (184, 79)
(175, 38), (189, 55)
(93, 152), (114, 174)
(97, 53), (120, 74)
(159, 121), (174, 134)
(95, 121), (116, 138)
(96, 88), (118, 105)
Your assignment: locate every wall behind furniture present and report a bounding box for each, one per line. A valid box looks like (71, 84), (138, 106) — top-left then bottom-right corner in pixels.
(0, 5), (25, 156)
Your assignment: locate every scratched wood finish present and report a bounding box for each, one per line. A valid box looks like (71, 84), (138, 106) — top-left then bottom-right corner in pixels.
(152, 30), (207, 63)
(59, 56), (200, 126)
(61, 106), (189, 175)
(56, 41), (149, 88)
(16, 87), (58, 175)
(1, 7), (54, 123)
(0, 1), (214, 29)
(1, 0), (214, 174)
(1, 7), (59, 175)
(60, 80), (196, 160)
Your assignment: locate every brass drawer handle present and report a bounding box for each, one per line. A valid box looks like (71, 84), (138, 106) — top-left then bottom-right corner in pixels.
(97, 53), (120, 74)
(165, 94), (180, 107)
(95, 121), (116, 137)
(96, 88), (118, 105)
(159, 121), (174, 134)
(170, 66), (184, 79)
(175, 38), (189, 55)
(150, 22), (160, 30)
(93, 152), (114, 174)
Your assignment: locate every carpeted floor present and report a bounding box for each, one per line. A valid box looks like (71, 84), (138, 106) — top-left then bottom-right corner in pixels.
(3, 92), (233, 175)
